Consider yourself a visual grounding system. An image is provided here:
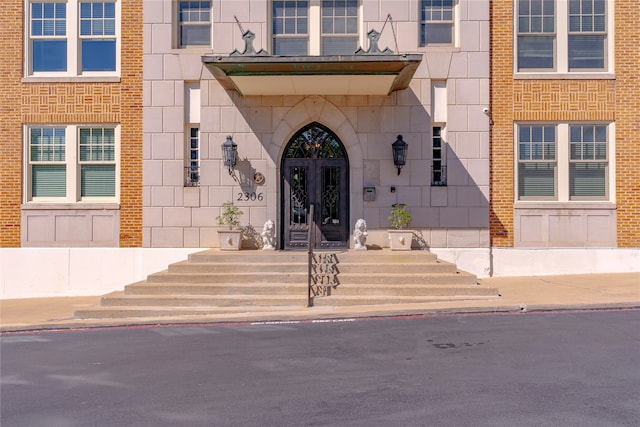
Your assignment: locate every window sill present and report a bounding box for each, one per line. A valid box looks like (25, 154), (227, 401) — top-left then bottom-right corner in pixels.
(22, 76), (121, 83)
(514, 72), (615, 80)
(171, 47), (214, 54)
(417, 46), (460, 53)
(514, 201), (616, 210)
(22, 203), (120, 210)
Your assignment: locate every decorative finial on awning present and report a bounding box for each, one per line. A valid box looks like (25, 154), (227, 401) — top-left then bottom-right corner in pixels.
(355, 14), (397, 55)
(230, 16), (268, 56)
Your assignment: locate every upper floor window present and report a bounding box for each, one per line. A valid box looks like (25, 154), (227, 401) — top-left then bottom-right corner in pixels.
(321, 0), (358, 55)
(568, 0), (606, 70)
(516, 123), (612, 201)
(178, 1), (211, 48)
(25, 125), (119, 202)
(80, 2), (116, 71)
(27, 1), (119, 77)
(272, 0), (309, 55)
(516, 0), (609, 73)
(272, 0), (359, 56)
(420, 0), (455, 46)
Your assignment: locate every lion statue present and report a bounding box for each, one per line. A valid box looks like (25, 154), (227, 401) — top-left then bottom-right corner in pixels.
(261, 219), (276, 250)
(353, 218), (368, 250)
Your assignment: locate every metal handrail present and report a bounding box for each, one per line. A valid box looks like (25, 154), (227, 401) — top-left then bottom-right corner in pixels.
(307, 204), (314, 307)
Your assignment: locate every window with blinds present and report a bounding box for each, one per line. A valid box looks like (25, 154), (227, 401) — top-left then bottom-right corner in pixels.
(79, 128), (116, 197)
(569, 124), (607, 199)
(516, 122), (612, 202)
(568, 0), (606, 70)
(178, 1), (211, 48)
(516, 0), (610, 73)
(25, 125), (118, 202)
(518, 124), (557, 199)
(272, 0), (360, 56)
(29, 127), (67, 198)
(272, 0), (309, 55)
(321, 0), (358, 55)
(421, 0), (455, 46)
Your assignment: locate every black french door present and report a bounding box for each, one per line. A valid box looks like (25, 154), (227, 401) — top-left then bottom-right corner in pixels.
(281, 123), (349, 249)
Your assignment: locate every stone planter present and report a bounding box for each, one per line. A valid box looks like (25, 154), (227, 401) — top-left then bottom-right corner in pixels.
(217, 229), (243, 250)
(388, 230), (413, 251)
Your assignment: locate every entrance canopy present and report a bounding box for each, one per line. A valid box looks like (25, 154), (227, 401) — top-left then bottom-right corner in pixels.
(202, 54), (422, 96)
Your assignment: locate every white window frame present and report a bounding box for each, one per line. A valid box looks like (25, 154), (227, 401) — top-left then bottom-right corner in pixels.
(419, 0), (458, 47)
(514, 0), (614, 76)
(24, 0), (121, 78)
(24, 124), (121, 203)
(271, 0), (363, 56)
(514, 122), (615, 203)
(431, 124), (447, 186)
(174, 0), (212, 49)
(184, 126), (200, 186)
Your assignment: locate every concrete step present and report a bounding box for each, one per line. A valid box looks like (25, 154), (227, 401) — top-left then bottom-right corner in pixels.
(145, 271), (307, 284)
(73, 249), (497, 321)
(333, 261), (457, 274)
(168, 261), (307, 274)
(331, 251), (438, 263)
(124, 281), (307, 296)
(75, 305), (306, 320)
(188, 251), (308, 264)
(335, 272), (477, 285)
(327, 284), (499, 297)
(101, 291), (308, 308)
(186, 249), (438, 264)
(166, 260), (455, 275)
(312, 295), (500, 306)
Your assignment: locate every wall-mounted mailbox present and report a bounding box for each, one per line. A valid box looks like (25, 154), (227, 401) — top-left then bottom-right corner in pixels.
(363, 187), (376, 201)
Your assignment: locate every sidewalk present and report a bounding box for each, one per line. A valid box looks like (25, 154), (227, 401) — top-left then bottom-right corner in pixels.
(1, 273), (639, 332)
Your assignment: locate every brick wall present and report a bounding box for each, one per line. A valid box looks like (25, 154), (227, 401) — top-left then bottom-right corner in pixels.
(614, 0), (640, 247)
(0, 0), (142, 248)
(489, 0), (514, 248)
(118, 0), (143, 247)
(490, 0), (640, 248)
(0, 0), (24, 247)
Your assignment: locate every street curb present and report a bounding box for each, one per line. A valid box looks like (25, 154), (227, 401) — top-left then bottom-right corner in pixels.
(2, 302), (639, 334)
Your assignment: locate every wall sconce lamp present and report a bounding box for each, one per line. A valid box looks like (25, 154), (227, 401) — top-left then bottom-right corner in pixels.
(392, 134), (408, 176)
(222, 135), (237, 175)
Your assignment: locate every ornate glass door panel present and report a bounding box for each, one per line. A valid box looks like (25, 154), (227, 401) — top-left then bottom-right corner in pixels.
(282, 123), (349, 249)
(316, 162), (347, 247)
(283, 162), (310, 248)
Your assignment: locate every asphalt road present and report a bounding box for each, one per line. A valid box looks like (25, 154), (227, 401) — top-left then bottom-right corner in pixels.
(1, 310), (639, 427)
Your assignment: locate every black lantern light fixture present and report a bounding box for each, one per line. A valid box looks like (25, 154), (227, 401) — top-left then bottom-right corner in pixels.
(392, 134), (408, 175)
(222, 135), (237, 175)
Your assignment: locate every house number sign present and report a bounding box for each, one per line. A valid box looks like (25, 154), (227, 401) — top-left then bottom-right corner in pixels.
(237, 191), (264, 202)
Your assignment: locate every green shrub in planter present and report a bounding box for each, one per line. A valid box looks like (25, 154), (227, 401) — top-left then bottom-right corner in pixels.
(216, 202), (243, 230)
(388, 203), (412, 230)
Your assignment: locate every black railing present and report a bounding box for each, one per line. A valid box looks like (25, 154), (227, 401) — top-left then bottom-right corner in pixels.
(307, 204), (314, 307)
(184, 166), (200, 187)
(431, 164), (447, 186)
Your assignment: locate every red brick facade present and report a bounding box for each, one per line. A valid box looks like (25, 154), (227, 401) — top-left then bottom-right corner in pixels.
(0, 0), (142, 248)
(490, 0), (640, 248)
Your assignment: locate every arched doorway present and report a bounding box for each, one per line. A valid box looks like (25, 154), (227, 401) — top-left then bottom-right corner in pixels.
(281, 123), (349, 249)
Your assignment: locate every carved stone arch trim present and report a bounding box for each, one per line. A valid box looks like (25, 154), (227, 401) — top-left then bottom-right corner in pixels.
(269, 96), (362, 170)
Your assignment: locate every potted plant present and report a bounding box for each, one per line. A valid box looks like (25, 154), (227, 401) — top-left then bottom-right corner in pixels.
(216, 201), (244, 250)
(388, 203), (413, 250)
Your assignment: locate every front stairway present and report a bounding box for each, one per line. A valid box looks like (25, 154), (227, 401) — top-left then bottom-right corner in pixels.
(75, 250), (500, 320)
